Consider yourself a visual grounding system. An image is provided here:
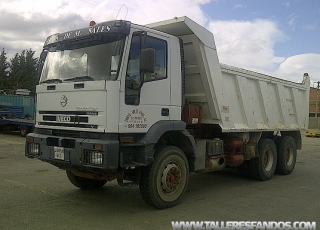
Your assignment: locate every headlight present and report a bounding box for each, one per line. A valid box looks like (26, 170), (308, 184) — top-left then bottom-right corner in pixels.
(28, 143), (40, 156)
(83, 150), (104, 166)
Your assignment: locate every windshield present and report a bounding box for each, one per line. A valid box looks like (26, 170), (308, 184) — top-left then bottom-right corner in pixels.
(40, 39), (125, 83)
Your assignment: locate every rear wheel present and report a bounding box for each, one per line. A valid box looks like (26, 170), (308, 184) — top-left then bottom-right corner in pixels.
(66, 171), (107, 190)
(250, 138), (277, 181)
(139, 146), (189, 209)
(276, 136), (297, 175)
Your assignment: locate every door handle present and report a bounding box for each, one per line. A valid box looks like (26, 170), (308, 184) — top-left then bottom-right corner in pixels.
(161, 108), (169, 116)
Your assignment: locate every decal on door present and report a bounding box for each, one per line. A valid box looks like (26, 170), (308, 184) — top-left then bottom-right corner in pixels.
(124, 109), (147, 129)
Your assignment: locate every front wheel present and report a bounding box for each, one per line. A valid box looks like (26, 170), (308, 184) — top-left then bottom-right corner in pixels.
(249, 138), (277, 181)
(139, 146), (189, 209)
(66, 171), (107, 190)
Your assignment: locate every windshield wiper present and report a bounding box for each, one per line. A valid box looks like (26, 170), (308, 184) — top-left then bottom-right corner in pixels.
(64, 76), (94, 82)
(41, 79), (62, 84)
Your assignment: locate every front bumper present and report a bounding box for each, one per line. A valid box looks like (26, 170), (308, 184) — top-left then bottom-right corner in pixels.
(25, 132), (119, 171)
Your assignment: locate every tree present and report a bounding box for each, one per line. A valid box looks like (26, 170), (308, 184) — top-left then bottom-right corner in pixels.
(23, 49), (39, 95)
(8, 52), (20, 90)
(9, 49), (39, 95)
(0, 48), (9, 89)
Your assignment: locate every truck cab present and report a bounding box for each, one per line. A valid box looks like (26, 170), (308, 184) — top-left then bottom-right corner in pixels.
(26, 19), (194, 208)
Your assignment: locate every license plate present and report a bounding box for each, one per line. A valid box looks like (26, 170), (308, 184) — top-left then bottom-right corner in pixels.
(54, 147), (64, 160)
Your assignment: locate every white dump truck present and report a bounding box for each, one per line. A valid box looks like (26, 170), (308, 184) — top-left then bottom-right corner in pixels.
(25, 16), (310, 209)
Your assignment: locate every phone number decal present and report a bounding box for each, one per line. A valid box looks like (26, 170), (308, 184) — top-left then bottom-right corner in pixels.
(127, 124), (147, 129)
(124, 109), (147, 129)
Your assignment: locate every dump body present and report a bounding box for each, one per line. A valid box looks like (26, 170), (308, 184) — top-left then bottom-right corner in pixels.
(219, 64), (309, 131)
(148, 17), (310, 132)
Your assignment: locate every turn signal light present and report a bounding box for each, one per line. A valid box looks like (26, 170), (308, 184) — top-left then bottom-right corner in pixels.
(94, 144), (102, 150)
(121, 136), (134, 143)
(27, 136), (34, 143)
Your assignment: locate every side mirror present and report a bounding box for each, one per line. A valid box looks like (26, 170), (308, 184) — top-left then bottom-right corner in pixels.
(140, 48), (155, 73)
(38, 50), (48, 77)
(69, 50), (85, 58)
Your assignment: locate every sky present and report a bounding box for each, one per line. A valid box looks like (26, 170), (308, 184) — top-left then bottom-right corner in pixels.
(0, 0), (319, 85)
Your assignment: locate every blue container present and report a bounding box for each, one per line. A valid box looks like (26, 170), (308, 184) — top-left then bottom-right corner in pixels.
(0, 95), (35, 119)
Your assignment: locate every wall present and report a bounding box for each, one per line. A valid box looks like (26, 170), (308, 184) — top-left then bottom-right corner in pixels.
(309, 86), (320, 129)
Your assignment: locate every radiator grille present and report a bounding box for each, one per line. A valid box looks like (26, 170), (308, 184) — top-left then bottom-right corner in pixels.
(38, 111), (98, 129)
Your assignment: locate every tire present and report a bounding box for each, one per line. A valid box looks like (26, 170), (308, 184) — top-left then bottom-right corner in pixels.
(19, 126), (28, 137)
(275, 136), (297, 175)
(139, 146), (189, 209)
(237, 160), (251, 178)
(66, 171), (107, 190)
(249, 138), (277, 181)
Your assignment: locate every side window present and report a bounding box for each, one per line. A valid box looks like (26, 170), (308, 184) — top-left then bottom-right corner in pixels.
(144, 36), (167, 82)
(125, 34), (141, 105)
(125, 33), (168, 105)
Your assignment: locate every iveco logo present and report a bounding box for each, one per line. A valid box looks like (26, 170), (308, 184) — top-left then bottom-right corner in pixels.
(60, 95), (68, 107)
(57, 116), (71, 122)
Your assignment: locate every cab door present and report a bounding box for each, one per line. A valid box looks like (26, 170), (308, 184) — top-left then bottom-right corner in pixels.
(119, 31), (171, 133)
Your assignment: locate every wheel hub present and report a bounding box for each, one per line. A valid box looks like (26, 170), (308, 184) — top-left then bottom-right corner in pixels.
(161, 163), (181, 194)
(263, 150), (273, 171)
(285, 147), (293, 166)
